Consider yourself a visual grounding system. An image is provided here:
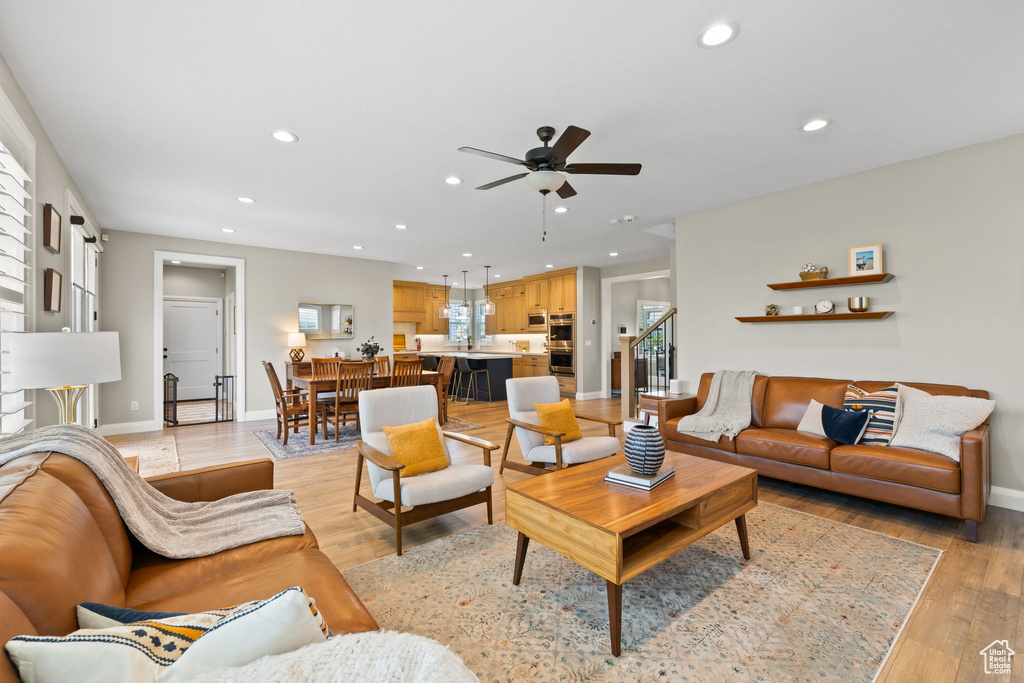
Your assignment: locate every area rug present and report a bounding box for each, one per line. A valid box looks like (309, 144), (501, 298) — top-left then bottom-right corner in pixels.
(114, 436), (180, 477)
(251, 417), (484, 460)
(343, 504), (941, 682)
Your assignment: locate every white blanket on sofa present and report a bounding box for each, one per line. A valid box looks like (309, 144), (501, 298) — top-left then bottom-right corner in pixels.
(677, 370), (757, 442)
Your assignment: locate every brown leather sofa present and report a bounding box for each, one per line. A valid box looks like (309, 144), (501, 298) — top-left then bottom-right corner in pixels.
(0, 453), (378, 683)
(658, 374), (991, 542)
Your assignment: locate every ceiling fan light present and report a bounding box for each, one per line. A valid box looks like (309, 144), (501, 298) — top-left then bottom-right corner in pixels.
(525, 170), (566, 194)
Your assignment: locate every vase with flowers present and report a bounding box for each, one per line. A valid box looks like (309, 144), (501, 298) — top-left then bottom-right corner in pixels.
(358, 336), (381, 361)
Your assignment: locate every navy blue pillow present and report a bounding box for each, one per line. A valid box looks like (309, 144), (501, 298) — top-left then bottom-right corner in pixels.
(821, 405), (870, 445)
(78, 602), (184, 626)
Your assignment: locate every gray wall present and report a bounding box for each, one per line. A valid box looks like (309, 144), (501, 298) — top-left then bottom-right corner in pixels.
(577, 267), (601, 395)
(99, 230), (394, 426)
(675, 132), (1024, 494)
(163, 265), (227, 299)
(600, 256), (670, 280)
(609, 278), (673, 348)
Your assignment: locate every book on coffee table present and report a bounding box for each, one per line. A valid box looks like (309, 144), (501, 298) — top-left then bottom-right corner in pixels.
(604, 464), (675, 491)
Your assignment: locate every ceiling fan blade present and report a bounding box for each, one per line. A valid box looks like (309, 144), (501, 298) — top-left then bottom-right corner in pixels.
(458, 146), (528, 166)
(476, 173), (529, 190)
(555, 180), (577, 199)
(549, 126), (591, 162)
(564, 163), (642, 175)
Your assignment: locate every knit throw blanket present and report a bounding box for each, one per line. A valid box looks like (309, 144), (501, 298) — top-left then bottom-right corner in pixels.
(0, 424), (304, 559)
(677, 370), (757, 442)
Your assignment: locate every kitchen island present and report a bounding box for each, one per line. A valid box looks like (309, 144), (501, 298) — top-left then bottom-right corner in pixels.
(417, 352), (539, 401)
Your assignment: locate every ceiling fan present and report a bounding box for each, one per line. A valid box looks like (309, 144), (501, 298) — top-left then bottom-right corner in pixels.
(458, 125), (641, 199)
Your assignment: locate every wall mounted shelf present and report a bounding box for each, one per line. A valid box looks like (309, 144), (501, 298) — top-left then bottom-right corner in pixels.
(766, 273), (895, 290)
(736, 311), (894, 323)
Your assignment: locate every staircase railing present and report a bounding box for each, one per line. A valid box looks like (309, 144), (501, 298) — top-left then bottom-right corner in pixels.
(619, 307), (676, 420)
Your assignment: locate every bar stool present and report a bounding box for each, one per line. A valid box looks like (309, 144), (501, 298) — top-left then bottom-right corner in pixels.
(422, 355), (438, 371)
(453, 356), (491, 404)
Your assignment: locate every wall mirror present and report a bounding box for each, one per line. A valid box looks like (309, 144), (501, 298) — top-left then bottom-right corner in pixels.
(298, 303), (354, 339)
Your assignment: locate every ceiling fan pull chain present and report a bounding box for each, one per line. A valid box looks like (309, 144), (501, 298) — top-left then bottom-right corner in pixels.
(541, 193), (547, 242)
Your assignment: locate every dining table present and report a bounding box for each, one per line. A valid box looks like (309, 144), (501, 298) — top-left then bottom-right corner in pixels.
(285, 363), (443, 445)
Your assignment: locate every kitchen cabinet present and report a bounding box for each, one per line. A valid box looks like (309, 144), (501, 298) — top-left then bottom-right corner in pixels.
(393, 282), (426, 323)
(525, 278), (548, 309)
(424, 286), (448, 301)
(547, 272), (576, 313)
(516, 355), (548, 377)
(419, 299), (449, 334)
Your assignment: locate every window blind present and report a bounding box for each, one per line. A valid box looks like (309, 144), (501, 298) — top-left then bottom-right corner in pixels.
(0, 141), (32, 436)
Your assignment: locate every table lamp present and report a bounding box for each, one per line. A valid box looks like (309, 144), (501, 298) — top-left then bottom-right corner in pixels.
(288, 333), (307, 362)
(10, 330), (121, 424)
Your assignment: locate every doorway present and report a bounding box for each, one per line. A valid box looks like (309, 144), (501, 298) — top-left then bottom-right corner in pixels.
(153, 252), (246, 427)
(599, 270), (672, 398)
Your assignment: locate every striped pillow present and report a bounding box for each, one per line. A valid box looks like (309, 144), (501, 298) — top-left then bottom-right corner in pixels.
(844, 384), (901, 446)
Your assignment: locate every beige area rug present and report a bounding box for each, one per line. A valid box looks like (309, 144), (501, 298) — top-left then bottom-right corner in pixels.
(251, 417), (485, 460)
(114, 436), (180, 477)
(344, 504), (941, 682)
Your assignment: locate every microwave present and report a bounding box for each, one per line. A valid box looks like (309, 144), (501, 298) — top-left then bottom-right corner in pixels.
(527, 309), (547, 332)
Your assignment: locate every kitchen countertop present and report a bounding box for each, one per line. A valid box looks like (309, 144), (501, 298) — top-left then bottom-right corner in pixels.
(416, 351), (547, 358)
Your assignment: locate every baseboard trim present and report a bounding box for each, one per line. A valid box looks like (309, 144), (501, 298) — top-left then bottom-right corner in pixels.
(97, 420), (162, 436)
(990, 486), (1024, 513)
(575, 391), (604, 401)
(243, 409), (276, 422)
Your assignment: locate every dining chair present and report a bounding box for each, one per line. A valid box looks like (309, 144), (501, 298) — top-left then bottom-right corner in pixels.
(436, 355), (457, 423)
(499, 376), (622, 475)
(374, 355), (391, 377)
(391, 358), (424, 387)
(263, 361), (323, 446)
(322, 361), (374, 441)
(354, 385), (498, 555)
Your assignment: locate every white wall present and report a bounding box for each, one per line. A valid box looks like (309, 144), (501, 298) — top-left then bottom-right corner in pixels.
(99, 230), (394, 426)
(675, 133), (1024, 495)
(608, 278), (673, 348)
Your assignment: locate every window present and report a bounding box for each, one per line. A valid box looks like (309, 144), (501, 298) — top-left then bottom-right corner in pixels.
(0, 134), (34, 436)
(447, 306), (471, 343)
(475, 302), (491, 343)
(298, 304), (320, 334)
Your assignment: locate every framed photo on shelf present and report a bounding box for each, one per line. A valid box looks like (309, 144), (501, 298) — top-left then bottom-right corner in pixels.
(43, 268), (62, 312)
(848, 244), (883, 276)
(43, 204), (62, 253)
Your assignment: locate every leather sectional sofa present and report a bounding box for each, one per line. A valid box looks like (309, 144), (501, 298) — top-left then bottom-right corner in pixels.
(0, 453), (378, 683)
(658, 374), (991, 542)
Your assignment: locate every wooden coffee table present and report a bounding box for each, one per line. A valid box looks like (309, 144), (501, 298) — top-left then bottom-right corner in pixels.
(505, 451), (757, 656)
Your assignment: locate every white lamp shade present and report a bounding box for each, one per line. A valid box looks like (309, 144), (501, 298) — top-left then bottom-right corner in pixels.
(287, 333), (308, 347)
(10, 332), (121, 390)
(524, 170), (566, 193)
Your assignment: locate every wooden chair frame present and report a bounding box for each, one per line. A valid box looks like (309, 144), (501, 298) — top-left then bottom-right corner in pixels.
(390, 358), (424, 387)
(263, 361), (324, 446)
(321, 361), (373, 441)
(374, 355), (391, 377)
(499, 413), (622, 475)
(353, 431), (499, 556)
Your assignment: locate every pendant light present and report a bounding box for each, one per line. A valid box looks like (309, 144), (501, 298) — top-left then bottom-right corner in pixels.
(482, 265), (496, 316)
(438, 274), (450, 319)
(458, 270), (471, 317)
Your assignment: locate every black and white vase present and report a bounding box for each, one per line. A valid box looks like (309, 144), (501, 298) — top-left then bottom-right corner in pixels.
(624, 425), (666, 476)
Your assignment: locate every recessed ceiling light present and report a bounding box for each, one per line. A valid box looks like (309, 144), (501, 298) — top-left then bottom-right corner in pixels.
(445, 176), (462, 185)
(270, 130), (298, 143)
(801, 119), (830, 132)
(494, 274), (501, 278)
(353, 245), (363, 250)
(170, 260), (181, 264)
(609, 252), (618, 257)
(698, 22), (738, 47)
(462, 253), (472, 257)
(237, 197), (255, 204)
(395, 224), (408, 230)
(416, 266), (424, 270)
(221, 228), (235, 233)
(545, 264), (554, 268)
(554, 206), (568, 214)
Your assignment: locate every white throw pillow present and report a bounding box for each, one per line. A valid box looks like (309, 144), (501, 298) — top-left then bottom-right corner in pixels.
(6, 587), (328, 683)
(796, 399), (828, 438)
(887, 384), (994, 461)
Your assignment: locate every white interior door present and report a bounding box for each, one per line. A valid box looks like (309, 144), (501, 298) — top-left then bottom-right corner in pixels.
(163, 299), (222, 400)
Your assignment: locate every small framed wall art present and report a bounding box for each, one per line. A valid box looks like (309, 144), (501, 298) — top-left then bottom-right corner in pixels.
(43, 268), (62, 312)
(43, 204), (62, 254)
(848, 244), (883, 276)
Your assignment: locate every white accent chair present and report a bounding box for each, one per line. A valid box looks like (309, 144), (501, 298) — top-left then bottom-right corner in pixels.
(355, 385), (498, 555)
(500, 376), (622, 475)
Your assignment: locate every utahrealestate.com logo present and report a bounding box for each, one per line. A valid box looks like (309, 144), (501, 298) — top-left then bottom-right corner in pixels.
(980, 640), (1014, 675)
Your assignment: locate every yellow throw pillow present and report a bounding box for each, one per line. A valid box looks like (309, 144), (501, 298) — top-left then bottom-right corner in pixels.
(382, 418), (449, 478)
(534, 399), (583, 446)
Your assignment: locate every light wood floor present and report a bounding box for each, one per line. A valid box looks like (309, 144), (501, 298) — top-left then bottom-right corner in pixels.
(108, 398), (1024, 682)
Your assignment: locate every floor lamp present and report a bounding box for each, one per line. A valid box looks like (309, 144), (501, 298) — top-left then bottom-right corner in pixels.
(10, 330), (122, 424)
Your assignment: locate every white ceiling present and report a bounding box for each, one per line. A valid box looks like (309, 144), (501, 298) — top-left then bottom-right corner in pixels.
(2, 1), (1023, 287)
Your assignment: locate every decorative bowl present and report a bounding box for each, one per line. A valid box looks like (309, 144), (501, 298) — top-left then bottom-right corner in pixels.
(848, 297), (869, 313)
(799, 267), (828, 281)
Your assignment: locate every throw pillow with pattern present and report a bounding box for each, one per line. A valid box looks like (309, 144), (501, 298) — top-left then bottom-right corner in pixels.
(844, 384), (901, 446)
